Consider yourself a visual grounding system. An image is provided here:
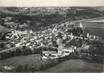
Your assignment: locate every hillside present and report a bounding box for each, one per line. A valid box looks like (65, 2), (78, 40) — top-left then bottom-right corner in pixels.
(0, 7), (104, 31)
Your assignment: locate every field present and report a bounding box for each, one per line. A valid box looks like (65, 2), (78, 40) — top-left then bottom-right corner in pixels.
(0, 54), (59, 72)
(44, 59), (103, 72)
(0, 54), (42, 71)
(0, 54), (103, 72)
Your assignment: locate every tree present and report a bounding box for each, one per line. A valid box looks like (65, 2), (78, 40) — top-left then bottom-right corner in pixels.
(89, 40), (104, 56)
(71, 27), (83, 36)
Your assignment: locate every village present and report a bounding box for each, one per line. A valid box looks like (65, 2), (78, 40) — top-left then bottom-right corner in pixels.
(0, 7), (104, 72)
(0, 16), (99, 60)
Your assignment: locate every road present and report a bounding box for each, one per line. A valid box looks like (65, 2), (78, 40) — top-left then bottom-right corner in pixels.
(44, 59), (103, 72)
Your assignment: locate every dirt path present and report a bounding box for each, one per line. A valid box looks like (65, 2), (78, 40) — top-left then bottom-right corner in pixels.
(44, 59), (103, 72)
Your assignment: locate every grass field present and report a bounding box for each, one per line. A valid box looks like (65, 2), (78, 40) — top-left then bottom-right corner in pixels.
(0, 54), (103, 72)
(44, 59), (103, 72)
(0, 54), (58, 72)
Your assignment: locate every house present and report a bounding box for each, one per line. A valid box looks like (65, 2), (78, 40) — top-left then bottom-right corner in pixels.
(42, 50), (58, 60)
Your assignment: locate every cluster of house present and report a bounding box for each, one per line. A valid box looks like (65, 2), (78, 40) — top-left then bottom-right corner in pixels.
(0, 17), (99, 60)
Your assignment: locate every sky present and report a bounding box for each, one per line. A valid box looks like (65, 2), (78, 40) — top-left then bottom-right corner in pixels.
(0, 0), (104, 7)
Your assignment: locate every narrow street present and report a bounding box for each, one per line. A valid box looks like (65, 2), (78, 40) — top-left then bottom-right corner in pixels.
(44, 59), (103, 72)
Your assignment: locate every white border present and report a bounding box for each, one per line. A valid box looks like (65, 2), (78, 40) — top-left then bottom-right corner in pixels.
(0, 0), (104, 7)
